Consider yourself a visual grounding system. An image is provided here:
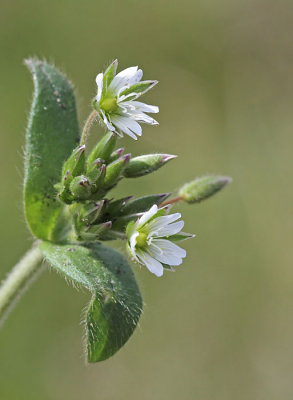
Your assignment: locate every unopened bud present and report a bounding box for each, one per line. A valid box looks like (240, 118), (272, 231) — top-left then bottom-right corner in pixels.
(62, 145), (86, 185)
(108, 147), (124, 163)
(87, 132), (117, 165)
(123, 154), (177, 178)
(87, 163), (107, 193)
(70, 175), (91, 200)
(179, 175), (232, 204)
(103, 154), (130, 189)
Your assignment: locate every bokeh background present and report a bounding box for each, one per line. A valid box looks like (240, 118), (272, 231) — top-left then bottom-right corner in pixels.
(1, 0), (293, 399)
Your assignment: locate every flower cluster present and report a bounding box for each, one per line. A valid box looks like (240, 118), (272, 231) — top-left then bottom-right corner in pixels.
(56, 59), (230, 277)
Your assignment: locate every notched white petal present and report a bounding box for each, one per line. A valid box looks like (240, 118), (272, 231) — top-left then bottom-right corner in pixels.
(152, 239), (187, 259)
(111, 115), (138, 140)
(137, 251), (164, 277)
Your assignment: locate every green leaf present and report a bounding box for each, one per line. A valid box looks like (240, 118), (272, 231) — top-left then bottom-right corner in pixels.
(40, 241), (142, 362)
(24, 59), (80, 241)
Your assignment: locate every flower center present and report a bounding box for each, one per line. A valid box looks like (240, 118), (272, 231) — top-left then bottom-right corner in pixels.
(100, 97), (117, 113)
(136, 232), (148, 248)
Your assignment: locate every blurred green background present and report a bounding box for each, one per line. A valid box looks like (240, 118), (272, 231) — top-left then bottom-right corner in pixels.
(1, 0), (292, 399)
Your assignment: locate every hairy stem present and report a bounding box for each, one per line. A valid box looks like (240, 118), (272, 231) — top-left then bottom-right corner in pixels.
(80, 110), (99, 145)
(0, 244), (43, 324)
(160, 195), (183, 207)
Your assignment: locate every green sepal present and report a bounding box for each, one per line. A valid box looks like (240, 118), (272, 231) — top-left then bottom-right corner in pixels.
(124, 154), (176, 178)
(103, 155), (130, 189)
(121, 193), (170, 216)
(73, 201), (105, 233)
(40, 241), (142, 362)
(179, 175), (232, 204)
(120, 80), (158, 100)
(79, 221), (112, 240)
(167, 232), (195, 242)
(58, 186), (74, 204)
(111, 213), (141, 231)
(102, 59), (118, 96)
(102, 196), (133, 219)
(87, 132), (117, 166)
(126, 220), (135, 237)
(24, 59), (80, 241)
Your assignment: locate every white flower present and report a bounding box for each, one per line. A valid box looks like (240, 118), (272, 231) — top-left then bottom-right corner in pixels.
(94, 60), (159, 140)
(126, 204), (194, 277)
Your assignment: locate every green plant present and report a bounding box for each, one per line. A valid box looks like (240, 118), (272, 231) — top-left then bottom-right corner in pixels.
(0, 59), (231, 362)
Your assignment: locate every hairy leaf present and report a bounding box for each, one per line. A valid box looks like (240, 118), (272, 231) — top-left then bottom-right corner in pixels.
(24, 59), (79, 241)
(40, 241), (142, 362)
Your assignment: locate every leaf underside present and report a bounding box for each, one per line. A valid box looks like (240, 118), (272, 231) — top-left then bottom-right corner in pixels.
(40, 241), (143, 362)
(24, 59), (80, 241)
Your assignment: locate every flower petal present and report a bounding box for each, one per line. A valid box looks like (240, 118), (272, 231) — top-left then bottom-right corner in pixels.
(115, 112), (142, 136)
(109, 67), (142, 94)
(136, 250), (164, 277)
(99, 110), (116, 133)
(128, 101), (159, 113)
(95, 73), (104, 102)
(151, 239), (187, 260)
(132, 112), (159, 125)
(119, 101), (159, 115)
(148, 242), (183, 266)
(129, 231), (139, 259)
(110, 115), (138, 140)
(152, 220), (185, 238)
(137, 204), (158, 228)
(148, 213), (182, 232)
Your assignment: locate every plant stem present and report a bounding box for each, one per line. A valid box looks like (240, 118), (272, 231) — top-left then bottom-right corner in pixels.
(160, 195), (183, 207)
(80, 110), (99, 145)
(0, 244), (43, 324)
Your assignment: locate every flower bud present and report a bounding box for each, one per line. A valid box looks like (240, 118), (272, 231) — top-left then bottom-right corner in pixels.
(62, 145), (86, 186)
(108, 147), (124, 163)
(87, 163), (106, 193)
(87, 132), (117, 165)
(103, 154), (130, 189)
(123, 154), (177, 178)
(179, 175), (232, 204)
(69, 175), (91, 200)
